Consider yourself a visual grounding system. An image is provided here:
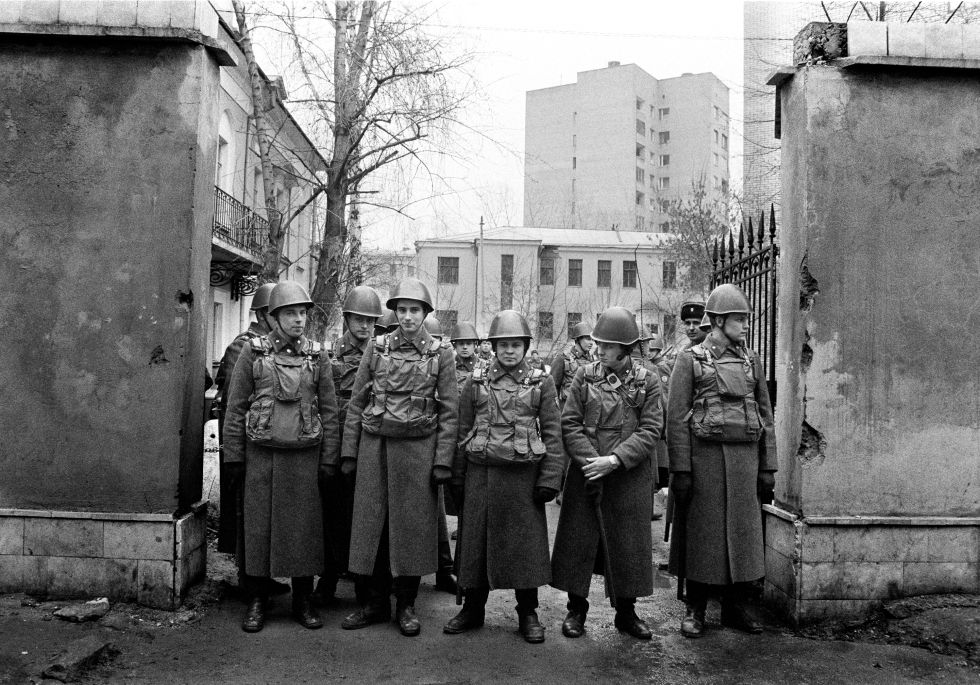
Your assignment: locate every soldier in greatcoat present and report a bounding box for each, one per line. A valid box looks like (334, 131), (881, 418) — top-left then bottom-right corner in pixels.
(450, 321), (483, 391)
(213, 282), (277, 562)
(667, 283), (776, 638)
(340, 277), (459, 637)
(223, 281), (340, 633)
(550, 321), (593, 407)
(551, 307), (663, 640)
(445, 311), (564, 643)
(314, 286), (383, 605)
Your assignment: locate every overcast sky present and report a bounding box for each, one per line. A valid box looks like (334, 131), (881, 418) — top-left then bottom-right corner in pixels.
(231, 1), (748, 250)
(361, 0), (746, 250)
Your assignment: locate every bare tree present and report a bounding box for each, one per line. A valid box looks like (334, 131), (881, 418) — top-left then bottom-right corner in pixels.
(661, 177), (734, 295)
(259, 0), (477, 337)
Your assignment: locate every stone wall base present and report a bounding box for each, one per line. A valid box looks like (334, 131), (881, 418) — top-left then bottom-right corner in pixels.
(764, 504), (980, 625)
(0, 503), (207, 609)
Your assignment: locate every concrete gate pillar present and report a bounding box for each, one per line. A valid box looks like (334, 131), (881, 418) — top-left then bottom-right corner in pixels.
(0, 1), (234, 608)
(765, 21), (980, 624)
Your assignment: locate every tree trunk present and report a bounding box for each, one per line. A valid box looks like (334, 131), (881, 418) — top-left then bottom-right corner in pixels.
(232, 0), (283, 281)
(309, 182), (346, 339)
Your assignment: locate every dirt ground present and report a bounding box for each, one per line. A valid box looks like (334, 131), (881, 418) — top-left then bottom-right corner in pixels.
(1, 506), (977, 685)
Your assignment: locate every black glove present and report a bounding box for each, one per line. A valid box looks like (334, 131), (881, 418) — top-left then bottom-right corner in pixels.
(431, 466), (453, 485)
(757, 471), (776, 503)
(225, 462), (244, 491)
(450, 483), (465, 511)
(533, 487), (559, 505)
(340, 458), (357, 477)
(670, 472), (693, 507)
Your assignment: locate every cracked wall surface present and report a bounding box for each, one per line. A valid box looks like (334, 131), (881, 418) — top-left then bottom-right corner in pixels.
(0, 37), (216, 512)
(775, 64), (980, 518)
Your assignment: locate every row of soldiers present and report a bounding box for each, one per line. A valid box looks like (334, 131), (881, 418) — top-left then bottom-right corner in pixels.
(214, 276), (775, 642)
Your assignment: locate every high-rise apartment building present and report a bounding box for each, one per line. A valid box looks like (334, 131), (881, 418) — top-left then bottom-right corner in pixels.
(524, 62), (730, 232)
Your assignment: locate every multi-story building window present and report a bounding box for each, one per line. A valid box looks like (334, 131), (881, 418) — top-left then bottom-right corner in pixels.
(500, 254), (514, 310)
(721, 179), (729, 194)
(636, 191), (645, 205)
(597, 260), (611, 288)
(623, 260), (637, 288)
(658, 107), (670, 120)
(636, 144), (645, 159)
(659, 131), (670, 145)
(435, 309), (458, 331)
(660, 221), (671, 231)
(657, 177), (670, 191)
(663, 314), (677, 342)
(714, 129), (720, 144)
(636, 215), (646, 231)
(437, 256), (459, 284)
(659, 154), (670, 167)
(538, 311), (554, 339)
(567, 312), (582, 339)
(572, 156), (576, 169)
(659, 199), (671, 213)
(722, 133), (729, 150)
(636, 167), (645, 183)
(636, 97), (644, 111)
(662, 260), (677, 288)
(636, 119), (646, 135)
(568, 259), (582, 287)
(539, 256), (555, 286)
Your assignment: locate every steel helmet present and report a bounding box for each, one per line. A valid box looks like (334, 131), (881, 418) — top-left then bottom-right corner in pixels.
(375, 310), (398, 333)
(342, 285), (383, 318)
(486, 310), (533, 340)
(450, 322), (480, 342)
(268, 280), (313, 315)
(385, 277), (434, 313)
(570, 321), (592, 341)
(705, 283), (751, 316)
(249, 282), (276, 311)
(698, 313), (712, 331)
(591, 307), (640, 346)
(423, 315), (443, 338)
(680, 300), (706, 321)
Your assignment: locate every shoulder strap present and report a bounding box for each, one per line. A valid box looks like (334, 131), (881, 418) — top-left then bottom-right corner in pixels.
(689, 343), (712, 380)
(583, 360), (603, 383)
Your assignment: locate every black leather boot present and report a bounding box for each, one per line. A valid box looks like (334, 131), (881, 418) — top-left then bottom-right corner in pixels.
(518, 611), (545, 643)
(292, 593), (323, 630)
(395, 602), (421, 637)
(444, 603), (486, 634)
(681, 603), (706, 638)
(561, 593), (589, 638)
(241, 595), (266, 633)
(341, 602), (390, 630)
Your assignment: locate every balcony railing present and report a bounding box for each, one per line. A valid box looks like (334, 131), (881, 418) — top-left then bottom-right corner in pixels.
(212, 186), (268, 260)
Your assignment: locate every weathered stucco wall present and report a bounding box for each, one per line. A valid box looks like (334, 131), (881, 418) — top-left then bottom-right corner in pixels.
(776, 64), (980, 517)
(0, 37), (216, 513)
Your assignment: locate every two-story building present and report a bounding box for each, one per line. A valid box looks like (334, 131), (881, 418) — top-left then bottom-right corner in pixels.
(208, 16), (327, 372)
(415, 226), (701, 359)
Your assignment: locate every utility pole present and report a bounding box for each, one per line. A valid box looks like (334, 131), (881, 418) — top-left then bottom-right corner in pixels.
(475, 216), (485, 333)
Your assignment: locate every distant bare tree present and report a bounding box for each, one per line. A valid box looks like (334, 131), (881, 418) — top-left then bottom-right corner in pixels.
(661, 177), (734, 295)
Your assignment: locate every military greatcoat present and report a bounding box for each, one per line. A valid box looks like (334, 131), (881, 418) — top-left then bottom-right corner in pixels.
(453, 360), (564, 590)
(551, 360), (663, 599)
(223, 332), (339, 578)
(322, 330), (367, 572)
(342, 327), (458, 577)
(666, 331), (776, 585)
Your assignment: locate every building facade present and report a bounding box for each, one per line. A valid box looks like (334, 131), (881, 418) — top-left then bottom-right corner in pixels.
(524, 63), (730, 233)
(208, 16), (326, 374)
(415, 226), (700, 359)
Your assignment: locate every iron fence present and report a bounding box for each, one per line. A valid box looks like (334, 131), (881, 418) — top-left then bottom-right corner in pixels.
(711, 204), (778, 402)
